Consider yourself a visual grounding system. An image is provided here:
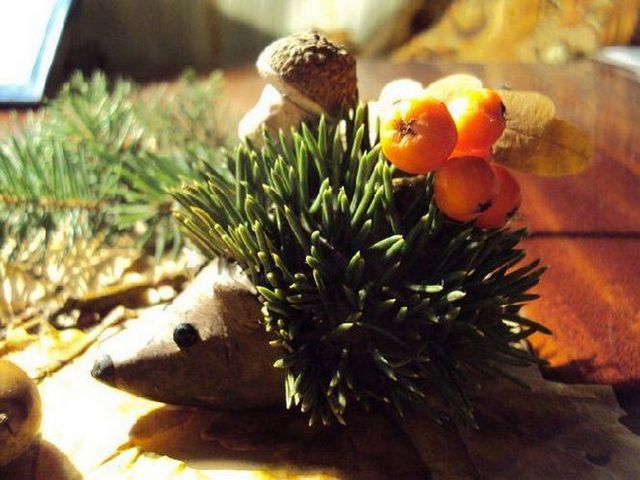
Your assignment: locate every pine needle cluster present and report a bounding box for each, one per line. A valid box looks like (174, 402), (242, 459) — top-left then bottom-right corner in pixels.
(0, 70), (227, 264)
(174, 105), (549, 426)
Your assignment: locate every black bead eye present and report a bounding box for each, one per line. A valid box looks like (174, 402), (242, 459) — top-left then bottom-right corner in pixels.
(173, 323), (200, 349)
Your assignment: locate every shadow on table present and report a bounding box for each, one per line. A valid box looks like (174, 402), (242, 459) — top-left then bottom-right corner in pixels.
(529, 230), (640, 240)
(539, 356), (640, 438)
(126, 405), (430, 479)
(117, 366), (640, 479)
(616, 387), (640, 436)
(0, 437), (82, 480)
(538, 360), (640, 477)
(539, 355), (602, 384)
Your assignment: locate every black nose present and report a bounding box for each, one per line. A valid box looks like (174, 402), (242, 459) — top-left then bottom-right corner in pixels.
(91, 355), (115, 383)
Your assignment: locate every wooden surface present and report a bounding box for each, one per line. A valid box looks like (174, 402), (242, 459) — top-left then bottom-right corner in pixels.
(226, 60), (640, 391)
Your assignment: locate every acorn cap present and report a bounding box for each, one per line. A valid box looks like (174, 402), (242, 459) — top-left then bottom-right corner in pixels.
(257, 30), (357, 116)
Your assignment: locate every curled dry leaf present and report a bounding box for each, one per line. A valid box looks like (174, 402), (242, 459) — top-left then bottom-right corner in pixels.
(0, 326), (37, 356)
(493, 89), (593, 176)
(1, 238), (139, 328)
(458, 367), (640, 479)
(126, 405), (428, 479)
(92, 449), (211, 480)
(498, 90), (557, 130)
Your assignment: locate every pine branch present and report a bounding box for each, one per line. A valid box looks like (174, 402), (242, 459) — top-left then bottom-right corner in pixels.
(0, 71), (229, 329)
(174, 105), (548, 426)
(0, 70), (228, 263)
(0, 130), (116, 261)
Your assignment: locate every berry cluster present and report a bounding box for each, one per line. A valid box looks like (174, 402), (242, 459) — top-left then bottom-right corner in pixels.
(380, 88), (522, 230)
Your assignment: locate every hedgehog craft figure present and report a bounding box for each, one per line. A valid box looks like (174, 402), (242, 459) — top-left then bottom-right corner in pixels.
(92, 31), (593, 428)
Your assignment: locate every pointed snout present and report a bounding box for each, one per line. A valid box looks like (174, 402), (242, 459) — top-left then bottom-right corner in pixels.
(91, 355), (115, 384)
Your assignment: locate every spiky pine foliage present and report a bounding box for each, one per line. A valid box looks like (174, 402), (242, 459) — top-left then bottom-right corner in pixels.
(0, 123), (118, 262)
(173, 105), (549, 426)
(0, 70), (227, 263)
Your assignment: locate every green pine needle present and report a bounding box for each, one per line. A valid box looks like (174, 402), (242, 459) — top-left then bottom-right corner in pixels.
(174, 104), (548, 426)
(0, 70), (228, 262)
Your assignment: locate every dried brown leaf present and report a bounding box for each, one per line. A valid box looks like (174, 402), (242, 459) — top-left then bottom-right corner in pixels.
(458, 367), (640, 479)
(494, 90), (593, 175)
(128, 407), (211, 452)
(93, 449), (211, 480)
(0, 326), (37, 356)
(498, 90), (557, 133)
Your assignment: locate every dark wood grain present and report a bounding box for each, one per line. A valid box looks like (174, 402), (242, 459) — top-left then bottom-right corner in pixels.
(226, 60), (640, 389)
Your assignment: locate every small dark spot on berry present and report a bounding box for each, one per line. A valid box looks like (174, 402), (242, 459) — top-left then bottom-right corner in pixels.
(398, 119), (417, 136)
(476, 200), (493, 213)
(506, 206), (519, 218)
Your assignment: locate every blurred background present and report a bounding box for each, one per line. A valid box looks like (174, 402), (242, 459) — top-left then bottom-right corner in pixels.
(1, 0), (640, 101)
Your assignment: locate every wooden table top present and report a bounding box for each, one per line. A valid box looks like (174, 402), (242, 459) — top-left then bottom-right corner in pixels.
(226, 60), (640, 391)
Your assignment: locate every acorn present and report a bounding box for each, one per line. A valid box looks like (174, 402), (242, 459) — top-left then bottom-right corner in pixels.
(256, 29), (357, 116)
(239, 30), (357, 144)
(0, 360), (42, 466)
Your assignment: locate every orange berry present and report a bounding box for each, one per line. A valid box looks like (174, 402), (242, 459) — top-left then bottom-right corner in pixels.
(447, 88), (506, 158)
(434, 156), (498, 222)
(475, 164), (522, 229)
(380, 96), (458, 174)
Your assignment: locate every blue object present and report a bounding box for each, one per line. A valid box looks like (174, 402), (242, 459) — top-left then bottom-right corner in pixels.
(0, 0), (73, 104)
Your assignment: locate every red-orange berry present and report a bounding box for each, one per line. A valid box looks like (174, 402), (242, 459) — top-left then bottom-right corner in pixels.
(434, 156), (498, 222)
(475, 164), (522, 229)
(447, 88), (506, 158)
(380, 96), (458, 174)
